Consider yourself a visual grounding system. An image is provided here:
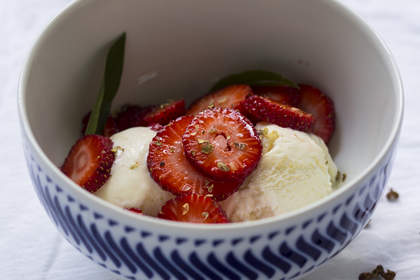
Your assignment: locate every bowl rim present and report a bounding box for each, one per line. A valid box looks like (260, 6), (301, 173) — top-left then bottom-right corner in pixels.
(18, 0), (404, 233)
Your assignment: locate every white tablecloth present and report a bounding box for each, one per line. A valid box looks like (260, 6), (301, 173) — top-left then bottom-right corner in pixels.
(1, 0), (419, 279)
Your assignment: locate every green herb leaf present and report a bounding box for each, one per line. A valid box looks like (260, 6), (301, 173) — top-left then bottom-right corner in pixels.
(201, 143), (214, 154)
(85, 32), (126, 135)
(210, 70), (298, 91)
(217, 161), (230, 172)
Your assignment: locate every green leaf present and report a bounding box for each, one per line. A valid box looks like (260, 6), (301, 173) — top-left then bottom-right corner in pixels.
(210, 70), (298, 91)
(85, 32), (126, 135)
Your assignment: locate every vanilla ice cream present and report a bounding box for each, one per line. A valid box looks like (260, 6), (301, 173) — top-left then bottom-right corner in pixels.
(220, 123), (338, 222)
(95, 127), (173, 216)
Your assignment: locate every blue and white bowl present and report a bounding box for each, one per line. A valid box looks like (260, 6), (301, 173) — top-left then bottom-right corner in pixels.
(18, 0), (403, 279)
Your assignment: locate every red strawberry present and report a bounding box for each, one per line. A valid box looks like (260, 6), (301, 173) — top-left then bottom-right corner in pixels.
(143, 100), (186, 126)
(82, 112), (118, 137)
(242, 95), (314, 132)
(149, 123), (164, 132)
(126, 207), (143, 214)
(183, 108), (262, 182)
(116, 105), (152, 131)
(253, 85), (301, 106)
(61, 135), (115, 192)
(147, 115), (241, 201)
(298, 84), (335, 143)
(187, 85), (252, 115)
(158, 193), (228, 224)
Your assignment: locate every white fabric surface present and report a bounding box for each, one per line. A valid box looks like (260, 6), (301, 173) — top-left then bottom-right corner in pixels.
(0, 0), (419, 279)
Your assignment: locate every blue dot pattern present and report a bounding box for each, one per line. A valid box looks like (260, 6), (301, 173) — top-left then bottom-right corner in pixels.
(23, 139), (395, 280)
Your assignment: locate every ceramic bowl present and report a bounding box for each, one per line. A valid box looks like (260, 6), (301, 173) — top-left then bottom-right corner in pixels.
(18, 0), (403, 279)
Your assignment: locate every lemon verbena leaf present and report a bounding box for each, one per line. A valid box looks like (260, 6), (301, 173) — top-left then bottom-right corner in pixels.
(85, 32), (126, 135)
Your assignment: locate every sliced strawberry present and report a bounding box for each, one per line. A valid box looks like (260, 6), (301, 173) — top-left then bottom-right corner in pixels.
(183, 108), (262, 182)
(253, 85), (301, 106)
(147, 115), (241, 201)
(143, 100), (186, 126)
(61, 135), (115, 193)
(187, 84), (252, 115)
(116, 105), (152, 131)
(158, 193), (228, 224)
(126, 207), (143, 214)
(298, 84), (335, 143)
(149, 123), (164, 132)
(242, 95), (314, 132)
(82, 112), (118, 137)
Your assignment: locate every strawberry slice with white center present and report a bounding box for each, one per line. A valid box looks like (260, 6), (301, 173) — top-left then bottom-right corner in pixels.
(253, 85), (301, 106)
(242, 95), (314, 132)
(61, 135), (115, 192)
(158, 193), (228, 224)
(183, 108), (262, 182)
(298, 84), (335, 143)
(147, 115), (241, 201)
(187, 84), (252, 115)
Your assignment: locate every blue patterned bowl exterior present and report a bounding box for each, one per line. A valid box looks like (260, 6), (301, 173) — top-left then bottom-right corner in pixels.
(22, 125), (398, 279)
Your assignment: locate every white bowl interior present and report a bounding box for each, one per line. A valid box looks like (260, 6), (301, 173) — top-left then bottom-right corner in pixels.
(22, 0), (401, 193)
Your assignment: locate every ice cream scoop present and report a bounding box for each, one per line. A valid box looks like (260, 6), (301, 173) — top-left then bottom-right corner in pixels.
(220, 123), (338, 222)
(95, 127), (173, 216)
